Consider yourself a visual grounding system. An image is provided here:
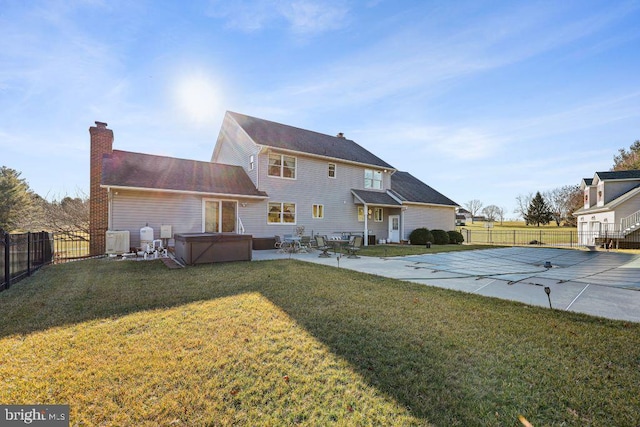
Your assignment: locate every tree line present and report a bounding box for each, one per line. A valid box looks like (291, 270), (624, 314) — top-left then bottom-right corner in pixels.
(464, 139), (640, 226)
(0, 166), (88, 236)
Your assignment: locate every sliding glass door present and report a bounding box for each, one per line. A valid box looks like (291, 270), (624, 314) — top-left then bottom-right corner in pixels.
(204, 200), (237, 233)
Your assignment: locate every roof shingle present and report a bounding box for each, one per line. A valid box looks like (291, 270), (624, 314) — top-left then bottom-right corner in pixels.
(228, 111), (394, 169)
(102, 150), (266, 197)
(391, 171), (458, 206)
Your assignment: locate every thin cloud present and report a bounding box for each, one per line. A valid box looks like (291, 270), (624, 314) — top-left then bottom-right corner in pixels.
(206, 0), (349, 34)
(259, 2), (637, 111)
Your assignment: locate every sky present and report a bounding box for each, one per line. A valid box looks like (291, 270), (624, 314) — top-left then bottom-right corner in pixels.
(1, 0), (639, 218)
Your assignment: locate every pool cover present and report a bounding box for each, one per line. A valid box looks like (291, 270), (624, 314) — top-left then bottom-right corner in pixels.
(399, 247), (640, 290)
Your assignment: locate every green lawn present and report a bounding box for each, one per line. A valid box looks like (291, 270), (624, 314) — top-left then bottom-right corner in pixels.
(1, 258), (638, 426)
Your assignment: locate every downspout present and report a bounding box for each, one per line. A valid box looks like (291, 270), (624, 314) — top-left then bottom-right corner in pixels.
(364, 203), (369, 246)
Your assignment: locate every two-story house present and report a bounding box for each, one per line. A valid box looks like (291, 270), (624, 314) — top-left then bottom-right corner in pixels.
(89, 112), (458, 252)
(574, 170), (640, 247)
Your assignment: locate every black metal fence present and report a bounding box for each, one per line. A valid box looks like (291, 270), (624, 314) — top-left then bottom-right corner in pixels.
(1, 230), (95, 292)
(460, 229), (640, 249)
(1, 231), (53, 291)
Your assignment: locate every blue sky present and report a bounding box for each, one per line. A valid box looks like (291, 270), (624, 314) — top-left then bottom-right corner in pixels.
(1, 0), (639, 218)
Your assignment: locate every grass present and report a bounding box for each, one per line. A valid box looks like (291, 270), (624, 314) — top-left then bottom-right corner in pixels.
(1, 258), (639, 426)
(357, 243), (493, 257)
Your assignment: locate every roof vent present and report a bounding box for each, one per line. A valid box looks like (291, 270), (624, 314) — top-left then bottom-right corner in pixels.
(336, 132), (345, 138)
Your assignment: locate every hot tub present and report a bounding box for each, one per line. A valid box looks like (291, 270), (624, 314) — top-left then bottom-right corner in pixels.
(174, 233), (252, 265)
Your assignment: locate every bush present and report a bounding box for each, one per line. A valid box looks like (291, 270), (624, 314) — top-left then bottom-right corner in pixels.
(447, 230), (464, 244)
(409, 228), (434, 245)
(431, 229), (450, 245)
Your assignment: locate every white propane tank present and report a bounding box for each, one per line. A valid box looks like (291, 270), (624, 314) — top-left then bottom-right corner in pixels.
(140, 224), (154, 249)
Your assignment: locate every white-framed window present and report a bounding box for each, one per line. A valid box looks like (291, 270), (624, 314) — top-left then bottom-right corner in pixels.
(268, 202), (296, 224)
(357, 206), (365, 222)
(249, 155), (255, 171)
(312, 204), (324, 219)
(374, 207), (383, 222)
(268, 153), (296, 179)
(364, 169), (382, 189)
(328, 163), (336, 178)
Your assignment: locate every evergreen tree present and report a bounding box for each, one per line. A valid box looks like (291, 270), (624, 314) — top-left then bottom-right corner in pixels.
(0, 166), (34, 231)
(524, 191), (553, 226)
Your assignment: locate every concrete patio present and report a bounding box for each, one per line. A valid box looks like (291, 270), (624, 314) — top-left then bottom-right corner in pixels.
(252, 246), (640, 323)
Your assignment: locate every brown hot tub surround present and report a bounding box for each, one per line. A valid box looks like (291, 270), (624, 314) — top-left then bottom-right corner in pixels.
(174, 233), (252, 265)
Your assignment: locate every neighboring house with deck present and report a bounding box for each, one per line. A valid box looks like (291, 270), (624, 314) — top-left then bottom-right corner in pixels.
(574, 170), (640, 248)
(89, 112), (458, 252)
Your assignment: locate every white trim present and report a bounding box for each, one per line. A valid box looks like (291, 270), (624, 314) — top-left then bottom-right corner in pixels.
(202, 198), (239, 233)
(100, 184), (268, 199)
(328, 162), (336, 179)
(312, 203), (324, 219)
(267, 201), (297, 225)
(267, 152), (297, 180)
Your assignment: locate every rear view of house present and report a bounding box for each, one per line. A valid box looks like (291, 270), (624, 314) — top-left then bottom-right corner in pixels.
(89, 112), (458, 254)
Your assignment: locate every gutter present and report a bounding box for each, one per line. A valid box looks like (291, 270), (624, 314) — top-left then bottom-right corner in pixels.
(100, 184), (269, 200)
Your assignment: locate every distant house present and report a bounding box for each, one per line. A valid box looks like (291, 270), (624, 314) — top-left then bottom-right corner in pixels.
(455, 208), (471, 225)
(89, 112), (458, 252)
(573, 170), (640, 247)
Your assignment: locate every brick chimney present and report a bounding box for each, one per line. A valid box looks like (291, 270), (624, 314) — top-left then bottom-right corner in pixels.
(89, 121), (113, 255)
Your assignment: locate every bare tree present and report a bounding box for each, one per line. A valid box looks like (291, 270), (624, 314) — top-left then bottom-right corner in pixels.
(514, 192), (534, 224)
(464, 199), (483, 223)
(544, 185), (582, 226)
(481, 205), (501, 222)
(497, 206), (507, 225)
(33, 191), (90, 239)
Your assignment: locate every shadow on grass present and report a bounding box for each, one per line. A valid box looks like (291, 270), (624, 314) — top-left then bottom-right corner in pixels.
(1, 258), (638, 425)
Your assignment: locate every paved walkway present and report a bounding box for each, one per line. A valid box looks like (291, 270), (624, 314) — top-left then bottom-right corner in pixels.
(252, 247), (640, 323)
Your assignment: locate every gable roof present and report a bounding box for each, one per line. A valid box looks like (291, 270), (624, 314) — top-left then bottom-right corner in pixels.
(594, 170), (640, 181)
(390, 171), (458, 207)
(101, 150), (267, 197)
(574, 183), (640, 215)
(227, 111), (394, 169)
(351, 189), (401, 207)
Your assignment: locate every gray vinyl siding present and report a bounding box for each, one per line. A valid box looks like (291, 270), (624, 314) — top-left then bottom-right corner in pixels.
(247, 152), (393, 238)
(402, 204), (456, 241)
(212, 113), (261, 186)
(615, 197), (640, 221)
(111, 190), (203, 247)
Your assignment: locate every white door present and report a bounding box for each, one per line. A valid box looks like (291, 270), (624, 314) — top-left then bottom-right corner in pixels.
(388, 215), (400, 243)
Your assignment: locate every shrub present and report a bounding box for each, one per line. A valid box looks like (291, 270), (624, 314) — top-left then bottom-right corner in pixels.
(431, 229), (450, 245)
(409, 228), (434, 245)
(447, 230), (464, 244)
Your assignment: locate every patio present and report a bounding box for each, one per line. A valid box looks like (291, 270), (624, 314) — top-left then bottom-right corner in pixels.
(252, 246), (640, 323)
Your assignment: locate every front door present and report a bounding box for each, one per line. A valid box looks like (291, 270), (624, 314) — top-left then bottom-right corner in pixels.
(388, 215), (400, 243)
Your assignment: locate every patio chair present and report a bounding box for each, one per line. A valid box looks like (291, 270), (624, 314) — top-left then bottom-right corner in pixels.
(315, 235), (331, 258)
(299, 235), (312, 252)
(274, 235), (283, 249)
(347, 236), (363, 259)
